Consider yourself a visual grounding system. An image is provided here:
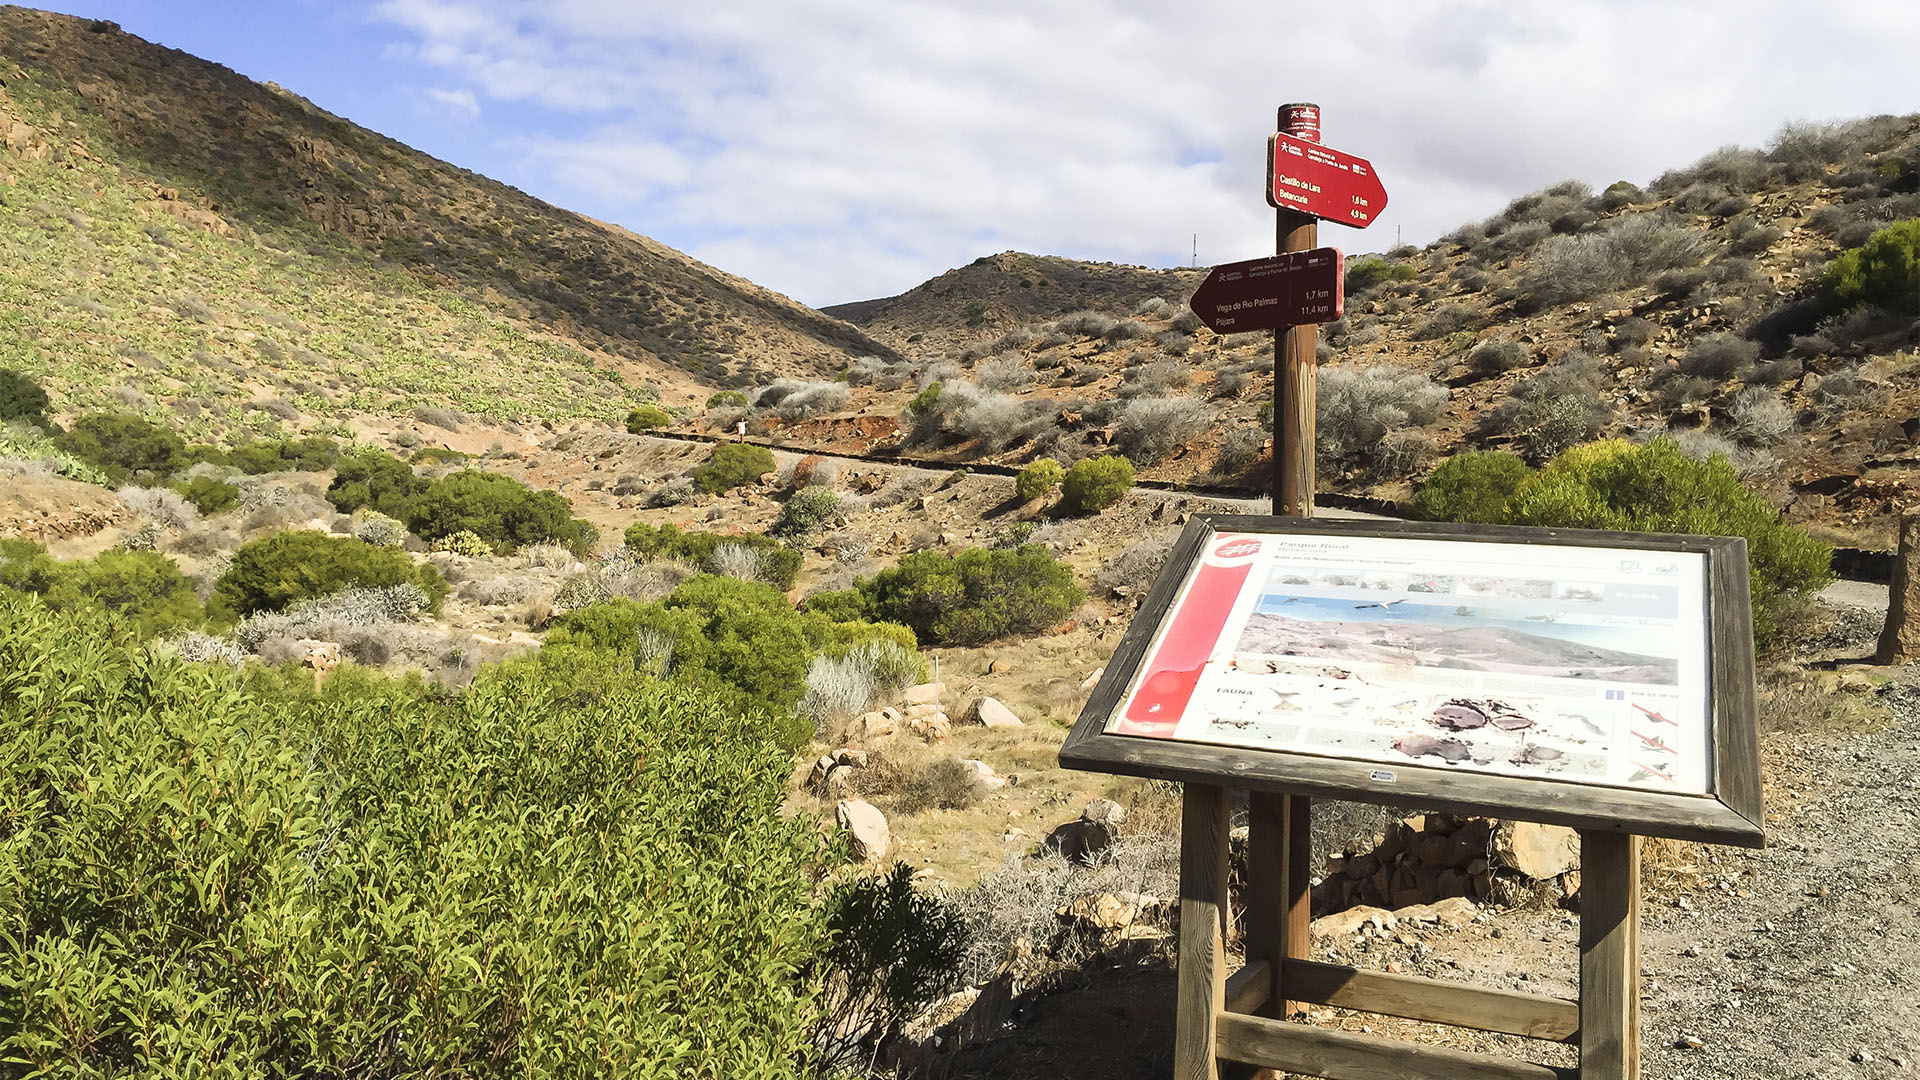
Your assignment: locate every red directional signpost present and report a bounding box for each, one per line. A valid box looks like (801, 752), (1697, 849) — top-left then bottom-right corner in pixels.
(1187, 248), (1345, 334)
(1266, 133), (1389, 227)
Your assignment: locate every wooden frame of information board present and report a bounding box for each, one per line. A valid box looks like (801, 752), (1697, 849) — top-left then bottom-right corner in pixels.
(1060, 515), (1763, 846)
(1059, 514), (1763, 1080)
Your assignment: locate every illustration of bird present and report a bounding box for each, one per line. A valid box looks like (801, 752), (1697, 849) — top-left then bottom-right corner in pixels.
(1355, 599), (1407, 611)
(1628, 760), (1675, 784)
(1631, 703), (1678, 726)
(1632, 730), (1676, 754)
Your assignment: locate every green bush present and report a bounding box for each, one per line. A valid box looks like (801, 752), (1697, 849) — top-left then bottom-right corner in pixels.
(692, 443), (776, 494)
(172, 473), (241, 515)
(907, 381), (944, 416)
(213, 530), (448, 619)
(431, 528), (493, 556)
(0, 593), (825, 1076)
(706, 389), (749, 408)
(624, 404), (673, 432)
(217, 434), (341, 474)
(326, 449), (428, 519)
(0, 368), (51, 428)
(851, 545), (1084, 646)
(54, 411), (188, 483)
(1344, 258), (1418, 295)
(0, 542), (203, 638)
(1409, 451), (1532, 524)
(771, 487), (843, 539)
(407, 470), (595, 554)
(1015, 458), (1065, 502)
(1409, 440), (1831, 645)
(815, 864), (969, 1067)
(545, 575), (915, 747)
(1060, 454), (1135, 514)
(1818, 217), (1920, 315)
(623, 522), (802, 590)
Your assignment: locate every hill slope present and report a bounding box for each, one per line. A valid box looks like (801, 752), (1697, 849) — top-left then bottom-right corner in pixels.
(0, 6), (891, 437)
(824, 251), (1202, 354)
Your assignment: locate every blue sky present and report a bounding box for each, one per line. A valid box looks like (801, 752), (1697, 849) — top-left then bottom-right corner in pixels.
(39, 1), (1920, 308)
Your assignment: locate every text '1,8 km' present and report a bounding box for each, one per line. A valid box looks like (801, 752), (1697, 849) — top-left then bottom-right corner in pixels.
(1267, 133), (1388, 227)
(1187, 248), (1345, 333)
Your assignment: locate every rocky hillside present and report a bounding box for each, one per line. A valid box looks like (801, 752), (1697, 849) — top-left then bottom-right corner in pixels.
(0, 6), (893, 438)
(824, 251), (1202, 356)
(783, 117), (1920, 550)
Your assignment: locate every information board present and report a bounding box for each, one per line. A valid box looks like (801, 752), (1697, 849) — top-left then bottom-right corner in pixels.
(1061, 516), (1764, 846)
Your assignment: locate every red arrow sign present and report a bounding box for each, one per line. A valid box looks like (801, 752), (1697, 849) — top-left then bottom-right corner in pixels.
(1267, 134), (1388, 228)
(1188, 248), (1344, 333)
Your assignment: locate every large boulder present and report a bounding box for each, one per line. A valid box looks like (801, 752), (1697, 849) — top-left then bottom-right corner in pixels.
(968, 696), (1024, 729)
(1493, 820), (1581, 880)
(835, 799), (890, 862)
(1044, 798), (1127, 864)
(901, 682), (946, 706)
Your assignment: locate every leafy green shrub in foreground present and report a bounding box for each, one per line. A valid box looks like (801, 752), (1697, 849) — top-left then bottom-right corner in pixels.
(53, 411), (188, 483)
(0, 593), (825, 1076)
(1818, 217), (1920, 316)
(1408, 439), (1831, 644)
(1060, 454), (1135, 514)
(213, 530), (448, 619)
(693, 442), (776, 493)
(1015, 457), (1065, 502)
(623, 522), (801, 590)
(824, 545), (1085, 646)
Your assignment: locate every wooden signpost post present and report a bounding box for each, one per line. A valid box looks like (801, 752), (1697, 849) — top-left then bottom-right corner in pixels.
(1063, 106), (1765, 1080)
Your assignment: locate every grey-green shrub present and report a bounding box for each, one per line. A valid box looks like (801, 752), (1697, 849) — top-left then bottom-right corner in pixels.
(1316, 365), (1448, 463)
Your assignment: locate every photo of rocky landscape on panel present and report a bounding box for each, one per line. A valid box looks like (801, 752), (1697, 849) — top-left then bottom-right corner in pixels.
(1112, 532), (1713, 793)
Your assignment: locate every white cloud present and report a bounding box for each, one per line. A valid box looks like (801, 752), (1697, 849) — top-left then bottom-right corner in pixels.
(423, 86), (481, 121)
(369, 0), (1920, 307)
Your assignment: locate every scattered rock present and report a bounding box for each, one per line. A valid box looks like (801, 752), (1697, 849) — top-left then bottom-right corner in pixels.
(1079, 667), (1105, 691)
(958, 758), (1007, 789)
(853, 708), (900, 740)
(901, 681), (946, 706)
(908, 713), (951, 743)
(1059, 891), (1161, 932)
(1391, 896), (1478, 929)
(968, 696), (1024, 729)
(1312, 905), (1398, 939)
(835, 799), (890, 862)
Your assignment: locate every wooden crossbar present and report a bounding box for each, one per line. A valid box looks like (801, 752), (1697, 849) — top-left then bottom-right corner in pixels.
(1277, 958), (1581, 1043)
(1216, 1013), (1576, 1080)
(1223, 959), (1271, 1015)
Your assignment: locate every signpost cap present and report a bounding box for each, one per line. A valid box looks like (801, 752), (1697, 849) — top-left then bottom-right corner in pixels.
(1278, 103), (1321, 142)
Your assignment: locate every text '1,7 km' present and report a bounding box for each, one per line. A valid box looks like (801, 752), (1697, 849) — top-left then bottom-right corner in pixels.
(1267, 133), (1388, 227)
(1187, 247), (1345, 333)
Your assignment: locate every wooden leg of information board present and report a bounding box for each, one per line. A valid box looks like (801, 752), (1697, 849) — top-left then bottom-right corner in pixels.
(1579, 832), (1642, 1080)
(1240, 792), (1312, 1080)
(1177, 784), (1231, 1080)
